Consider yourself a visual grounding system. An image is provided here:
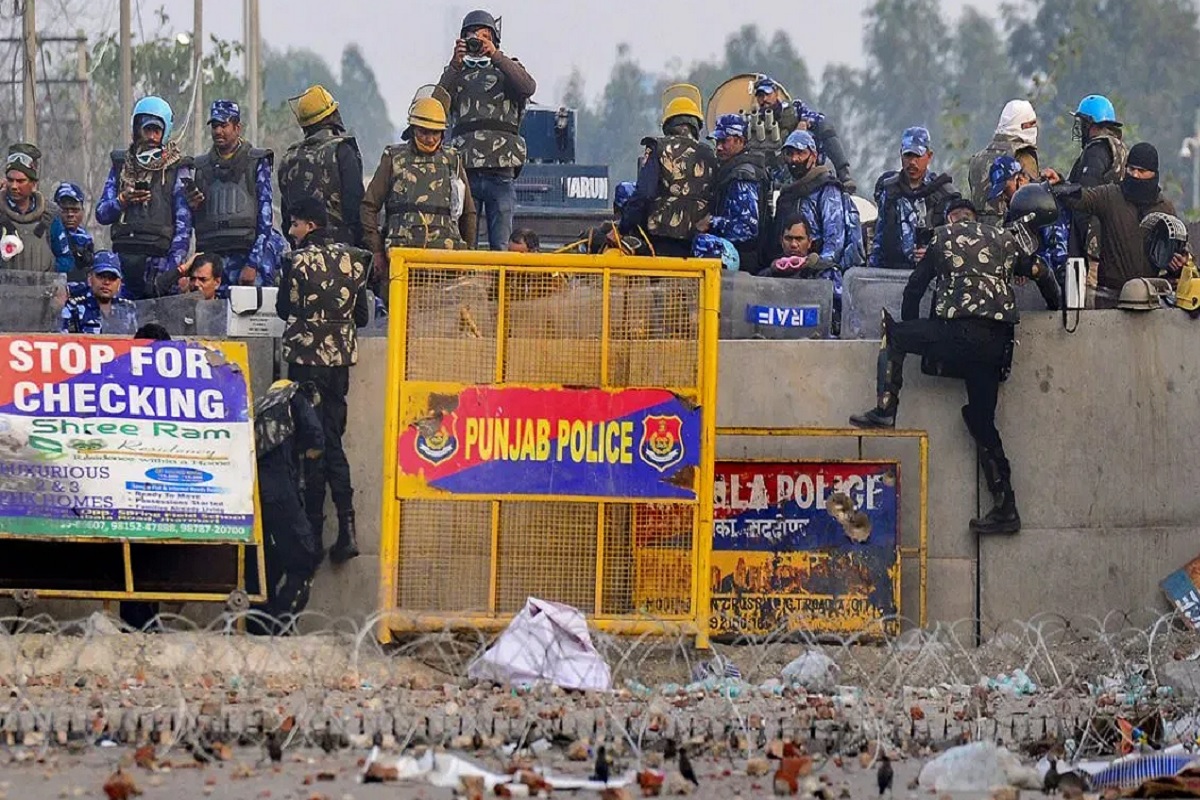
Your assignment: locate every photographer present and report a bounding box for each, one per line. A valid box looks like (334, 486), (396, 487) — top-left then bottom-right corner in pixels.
(868, 127), (957, 271)
(437, 9), (536, 251)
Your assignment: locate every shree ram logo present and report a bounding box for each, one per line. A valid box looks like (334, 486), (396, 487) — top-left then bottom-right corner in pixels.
(414, 413), (458, 465)
(640, 415), (684, 473)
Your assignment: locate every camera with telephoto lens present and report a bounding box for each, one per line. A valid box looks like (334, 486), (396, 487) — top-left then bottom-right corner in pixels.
(465, 36), (484, 55)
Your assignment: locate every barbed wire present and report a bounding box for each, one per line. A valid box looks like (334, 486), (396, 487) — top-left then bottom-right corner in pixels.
(0, 607), (1197, 772)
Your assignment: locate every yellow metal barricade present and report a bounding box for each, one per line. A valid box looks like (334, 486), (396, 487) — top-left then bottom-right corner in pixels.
(379, 249), (720, 646)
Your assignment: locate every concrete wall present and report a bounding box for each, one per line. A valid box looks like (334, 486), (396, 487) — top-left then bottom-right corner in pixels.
(313, 309), (1200, 629)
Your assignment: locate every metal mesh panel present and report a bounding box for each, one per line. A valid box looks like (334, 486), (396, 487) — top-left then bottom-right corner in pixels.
(404, 268), (498, 383)
(629, 503), (695, 617)
(496, 501), (597, 614)
(396, 499), (491, 612)
(504, 271), (603, 384)
(608, 274), (700, 388)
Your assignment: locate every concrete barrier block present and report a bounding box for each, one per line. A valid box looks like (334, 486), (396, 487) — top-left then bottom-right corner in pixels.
(720, 272), (833, 340)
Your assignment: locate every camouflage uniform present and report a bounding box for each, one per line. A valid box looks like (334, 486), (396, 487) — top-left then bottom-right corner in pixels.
(275, 230), (371, 556)
(247, 380), (325, 634)
(278, 127), (365, 247)
(360, 140), (476, 254)
(623, 134), (717, 257)
(967, 136), (1039, 226)
(439, 51), (536, 250)
(858, 220), (1027, 522)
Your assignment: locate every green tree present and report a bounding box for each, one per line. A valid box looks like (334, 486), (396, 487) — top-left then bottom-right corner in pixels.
(942, 8), (1022, 183)
(680, 25), (814, 106)
(854, 0), (952, 180)
(1005, 0), (1200, 203)
(569, 45), (657, 187)
(338, 44), (395, 163)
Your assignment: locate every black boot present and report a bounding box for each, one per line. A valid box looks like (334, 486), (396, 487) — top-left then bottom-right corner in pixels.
(329, 510), (359, 565)
(307, 514), (326, 564)
(851, 323), (903, 428)
(971, 446), (1021, 535)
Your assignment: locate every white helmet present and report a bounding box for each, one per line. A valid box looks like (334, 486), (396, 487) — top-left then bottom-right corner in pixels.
(995, 100), (1037, 146)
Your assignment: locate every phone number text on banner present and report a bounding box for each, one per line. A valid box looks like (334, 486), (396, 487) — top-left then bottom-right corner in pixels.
(0, 336), (255, 541)
(397, 386), (700, 499)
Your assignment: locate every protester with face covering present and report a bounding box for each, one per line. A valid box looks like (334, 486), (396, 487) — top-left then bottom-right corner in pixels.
(967, 100), (1040, 226)
(1054, 142), (1180, 305)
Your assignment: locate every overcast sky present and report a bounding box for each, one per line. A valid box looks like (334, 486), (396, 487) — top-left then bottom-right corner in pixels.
(77, 0), (982, 120)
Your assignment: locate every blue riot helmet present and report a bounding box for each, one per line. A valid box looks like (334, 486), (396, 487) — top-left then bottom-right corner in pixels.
(131, 95), (174, 141)
(1073, 94), (1119, 141)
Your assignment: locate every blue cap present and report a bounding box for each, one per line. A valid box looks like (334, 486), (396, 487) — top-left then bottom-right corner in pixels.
(710, 113), (747, 141)
(900, 126), (932, 156)
(782, 129), (816, 152)
(613, 181), (636, 212)
(91, 251), (122, 278)
(209, 99), (241, 124)
(53, 181), (84, 204)
(754, 76), (777, 95)
(987, 155), (1024, 200)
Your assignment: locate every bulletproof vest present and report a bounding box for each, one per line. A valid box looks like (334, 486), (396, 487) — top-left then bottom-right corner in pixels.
(449, 63), (527, 171)
(254, 381), (299, 458)
(645, 135), (717, 242)
(932, 221), (1018, 324)
(384, 143), (465, 250)
(193, 143), (271, 254)
(282, 243), (370, 368)
(108, 150), (178, 257)
(0, 193), (57, 272)
(279, 129), (357, 244)
(873, 171), (956, 268)
(713, 150), (770, 273)
(968, 137), (1039, 226)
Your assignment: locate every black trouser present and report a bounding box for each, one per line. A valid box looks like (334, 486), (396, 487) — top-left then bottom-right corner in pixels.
(881, 317), (1011, 457)
(248, 495), (318, 635)
(287, 364), (353, 515)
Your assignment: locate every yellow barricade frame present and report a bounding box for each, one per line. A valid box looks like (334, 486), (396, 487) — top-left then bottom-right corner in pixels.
(378, 249), (720, 647)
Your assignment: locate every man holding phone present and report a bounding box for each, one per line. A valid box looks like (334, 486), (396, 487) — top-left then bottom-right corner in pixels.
(95, 95), (193, 299)
(868, 127), (958, 271)
(186, 100), (285, 286)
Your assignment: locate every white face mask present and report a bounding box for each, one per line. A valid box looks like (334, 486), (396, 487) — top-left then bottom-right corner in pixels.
(996, 100), (1038, 146)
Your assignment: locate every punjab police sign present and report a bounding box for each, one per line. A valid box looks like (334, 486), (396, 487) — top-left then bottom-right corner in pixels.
(711, 460), (900, 636)
(397, 386), (700, 499)
(0, 335), (255, 541)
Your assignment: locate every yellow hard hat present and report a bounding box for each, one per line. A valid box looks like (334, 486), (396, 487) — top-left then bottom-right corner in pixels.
(408, 97), (448, 131)
(289, 85), (338, 127)
(662, 96), (703, 127)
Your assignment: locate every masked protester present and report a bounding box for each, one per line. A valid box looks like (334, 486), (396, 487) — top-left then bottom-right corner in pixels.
(968, 100), (1040, 226)
(1, 143), (71, 273)
(869, 127), (958, 270)
(850, 194), (1057, 535)
(1053, 142), (1180, 305)
(94, 96), (193, 299)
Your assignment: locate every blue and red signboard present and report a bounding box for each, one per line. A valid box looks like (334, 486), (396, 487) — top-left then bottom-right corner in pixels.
(710, 460), (900, 636)
(397, 386), (700, 499)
